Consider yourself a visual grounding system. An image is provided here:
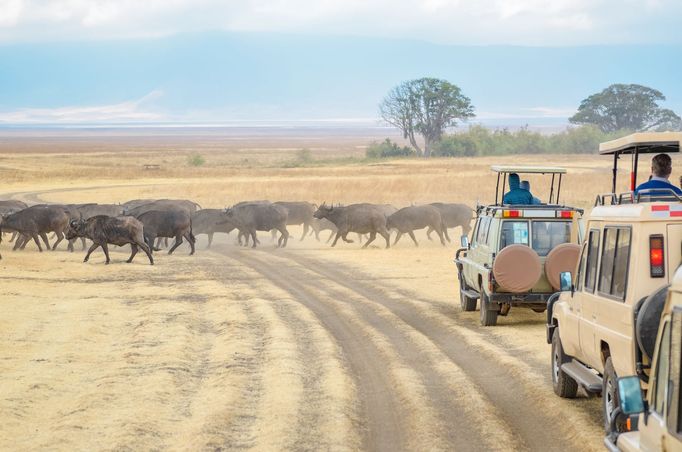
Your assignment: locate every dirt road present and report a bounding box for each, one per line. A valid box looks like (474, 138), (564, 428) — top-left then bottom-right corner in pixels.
(0, 186), (604, 451)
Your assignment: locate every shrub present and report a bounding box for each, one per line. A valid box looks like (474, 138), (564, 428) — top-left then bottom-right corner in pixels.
(187, 153), (205, 167)
(366, 138), (416, 158)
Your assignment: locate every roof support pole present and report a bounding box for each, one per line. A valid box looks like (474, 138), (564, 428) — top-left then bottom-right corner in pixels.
(501, 173), (507, 205)
(632, 146), (639, 191)
(495, 172), (500, 205)
(557, 174), (562, 204)
(549, 173), (556, 204)
(612, 153), (619, 194)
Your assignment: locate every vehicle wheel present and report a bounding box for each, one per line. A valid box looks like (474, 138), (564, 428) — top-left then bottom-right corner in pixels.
(603, 357), (626, 433)
(551, 330), (578, 398)
(480, 292), (498, 326)
(458, 272), (477, 312)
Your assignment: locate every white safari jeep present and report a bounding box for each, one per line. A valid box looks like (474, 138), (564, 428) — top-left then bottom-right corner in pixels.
(548, 132), (682, 434)
(455, 166), (584, 326)
(604, 266), (682, 452)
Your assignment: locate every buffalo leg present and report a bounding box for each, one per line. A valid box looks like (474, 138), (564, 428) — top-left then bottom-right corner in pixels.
(168, 235), (183, 255)
(67, 238), (75, 252)
(138, 241), (154, 265)
(84, 243), (100, 262)
(393, 231), (403, 245)
(32, 234), (43, 252)
(300, 223), (309, 241)
(101, 243), (111, 264)
(331, 232), (341, 247)
(326, 231), (334, 243)
(250, 230), (258, 248)
(408, 231), (419, 247)
(52, 231), (65, 250)
(144, 234), (156, 254)
(380, 229), (391, 248)
(81, 237), (87, 250)
(362, 232), (377, 248)
(278, 227), (289, 248)
(9, 231), (17, 243)
(40, 232), (50, 250)
(13, 234), (25, 250)
(127, 244), (139, 263)
(426, 227), (434, 241)
(207, 232), (214, 249)
(183, 232), (195, 255)
(436, 228), (446, 246)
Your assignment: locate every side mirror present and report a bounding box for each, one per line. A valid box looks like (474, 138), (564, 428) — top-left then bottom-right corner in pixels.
(559, 271), (573, 292)
(618, 376), (645, 415)
(460, 235), (469, 249)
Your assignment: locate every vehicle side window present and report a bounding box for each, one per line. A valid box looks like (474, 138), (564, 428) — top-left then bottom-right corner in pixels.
(476, 216), (491, 245)
(471, 219), (482, 246)
(584, 229), (600, 293)
(598, 227), (632, 300)
(652, 321), (672, 415)
(500, 221), (529, 249)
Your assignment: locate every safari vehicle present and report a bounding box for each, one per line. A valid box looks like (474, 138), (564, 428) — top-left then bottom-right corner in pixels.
(604, 266), (682, 452)
(455, 166), (584, 326)
(547, 132), (682, 434)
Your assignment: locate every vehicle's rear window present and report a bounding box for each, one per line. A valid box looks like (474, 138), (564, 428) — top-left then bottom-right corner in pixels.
(500, 221), (529, 248)
(531, 221), (571, 256)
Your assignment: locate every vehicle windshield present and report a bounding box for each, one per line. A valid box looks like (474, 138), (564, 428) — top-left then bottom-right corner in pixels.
(500, 220), (572, 256)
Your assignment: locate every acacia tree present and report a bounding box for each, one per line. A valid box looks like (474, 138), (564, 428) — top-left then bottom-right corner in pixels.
(380, 78), (475, 157)
(569, 84), (681, 132)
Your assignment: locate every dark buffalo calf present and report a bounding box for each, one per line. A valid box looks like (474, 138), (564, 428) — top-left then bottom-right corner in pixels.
(137, 209), (196, 255)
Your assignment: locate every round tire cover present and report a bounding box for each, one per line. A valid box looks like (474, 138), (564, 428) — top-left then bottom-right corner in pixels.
(545, 243), (581, 290)
(493, 245), (542, 293)
(636, 286), (669, 361)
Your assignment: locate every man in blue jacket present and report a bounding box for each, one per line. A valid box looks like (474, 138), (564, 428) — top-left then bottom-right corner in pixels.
(503, 173), (533, 204)
(635, 154), (682, 196)
(521, 180), (542, 204)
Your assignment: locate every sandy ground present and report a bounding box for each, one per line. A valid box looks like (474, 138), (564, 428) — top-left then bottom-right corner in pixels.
(0, 144), (623, 451)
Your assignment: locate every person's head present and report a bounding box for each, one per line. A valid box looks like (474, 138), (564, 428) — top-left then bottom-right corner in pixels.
(651, 153), (673, 179)
(520, 180), (530, 191)
(508, 173), (520, 189)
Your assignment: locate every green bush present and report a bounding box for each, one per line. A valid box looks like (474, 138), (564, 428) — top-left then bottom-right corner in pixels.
(366, 138), (416, 158)
(429, 125), (631, 157)
(187, 153), (205, 166)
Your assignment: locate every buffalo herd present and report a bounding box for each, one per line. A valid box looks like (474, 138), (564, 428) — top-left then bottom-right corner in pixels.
(0, 198), (473, 264)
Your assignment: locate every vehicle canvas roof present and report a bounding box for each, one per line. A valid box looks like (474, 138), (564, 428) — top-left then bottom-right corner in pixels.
(490, 165), (567, 174)
(599, 132), (682, 155)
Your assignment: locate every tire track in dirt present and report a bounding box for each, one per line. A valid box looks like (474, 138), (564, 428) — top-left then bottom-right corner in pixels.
(270, 250), (597, 451)
(229, 248), (516, 451)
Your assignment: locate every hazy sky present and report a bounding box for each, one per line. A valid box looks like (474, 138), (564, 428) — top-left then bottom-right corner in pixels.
(0, 0), (680, 125)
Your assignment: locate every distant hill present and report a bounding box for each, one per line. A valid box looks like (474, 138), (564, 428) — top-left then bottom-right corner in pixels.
(0, 32), (679, 126)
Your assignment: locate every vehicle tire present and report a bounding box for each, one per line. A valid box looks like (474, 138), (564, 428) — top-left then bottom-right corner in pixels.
(551, 330), (578, 398)
(480, 292), (498, 327)
(458, 272), (478, 312)
(603, 357), (626, 433)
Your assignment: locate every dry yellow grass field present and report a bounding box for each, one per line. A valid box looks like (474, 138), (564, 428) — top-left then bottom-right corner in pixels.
(2, 133), (675, 451)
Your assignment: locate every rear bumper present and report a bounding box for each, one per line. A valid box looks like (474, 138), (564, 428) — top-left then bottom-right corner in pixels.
(489, 292), (554, 304)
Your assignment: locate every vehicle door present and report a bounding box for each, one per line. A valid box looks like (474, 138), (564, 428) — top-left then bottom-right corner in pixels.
(589, 226), (633, 371)
(559, 239), (587, 357)
(576, 228), (602, 363)
(465, 216), (491, 289)
(639, 309), (680, 451)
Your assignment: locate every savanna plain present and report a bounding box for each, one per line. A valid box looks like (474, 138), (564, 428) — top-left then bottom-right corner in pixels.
(2, 130), (669, 451)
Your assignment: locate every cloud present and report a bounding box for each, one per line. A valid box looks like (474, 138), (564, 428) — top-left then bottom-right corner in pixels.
(0, 0), (679, 45)
(0, 90), (164, 123)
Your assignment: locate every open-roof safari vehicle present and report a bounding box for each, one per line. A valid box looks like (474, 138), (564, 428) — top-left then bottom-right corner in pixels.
(455, 166), (584, 327)
(547, 132), (682, 436)
(605, 266), (682, 452)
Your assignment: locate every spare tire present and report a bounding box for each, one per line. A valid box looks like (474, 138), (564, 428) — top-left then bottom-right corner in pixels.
(545, 243), (581, 290)
(493, 245), (542, 293)
(636, 285), (669, 362)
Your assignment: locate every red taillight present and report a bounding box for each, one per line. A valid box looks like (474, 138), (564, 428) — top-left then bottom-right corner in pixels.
(650, 235), (665, 278)
(559, 211), (574, 219)
(504, 210), (520, 218)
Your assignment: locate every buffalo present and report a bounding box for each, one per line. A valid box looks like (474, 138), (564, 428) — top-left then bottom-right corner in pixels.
(2, 205), (70, 251)
(66, 216), (154, 265)
(192, 209), (238, 248)
(272, 201), (316, 241)
(387, 205), (445, 247)
(137, 209), (196, 255)
(426, 203), (473, 242)
(313, 203), (390, 248)
(223, 203), (289, 248)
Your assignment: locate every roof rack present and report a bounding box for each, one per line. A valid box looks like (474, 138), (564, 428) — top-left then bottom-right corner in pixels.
(594, 188), (682, 206)
(492, 166), (566, 205)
